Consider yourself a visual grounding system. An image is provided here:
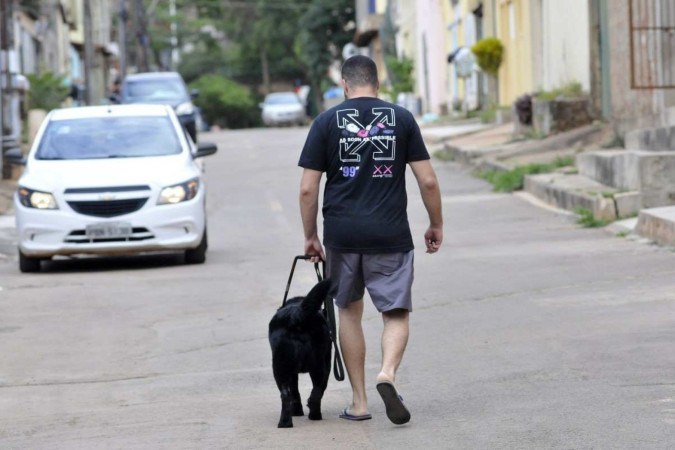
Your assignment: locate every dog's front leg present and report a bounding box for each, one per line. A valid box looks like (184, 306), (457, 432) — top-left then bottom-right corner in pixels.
(307, 364), (330, 421)
(278, 385), (294, 428)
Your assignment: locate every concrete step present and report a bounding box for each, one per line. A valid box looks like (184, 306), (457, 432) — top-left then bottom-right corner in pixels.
(624, 124), (675, 151)
(576, 150), (675, 207)
(576, 150), (640, 190)
(524, 172), (641, 220)
(635, 206), (675, 246)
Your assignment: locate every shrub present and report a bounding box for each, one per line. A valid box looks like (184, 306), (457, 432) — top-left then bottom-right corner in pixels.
(575, 208), (610, 228)
(26, 72), (70, 111)
(190, 75), (260, 129)
(479, 157), (574, 192)
(536, 81), (584, 101)
(384, 56), (414, 102)
(471, 37), (504, 75)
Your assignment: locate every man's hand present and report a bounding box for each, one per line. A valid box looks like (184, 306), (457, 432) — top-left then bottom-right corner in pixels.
(424, 226), (443, 254)
(304, 236), (325, 263)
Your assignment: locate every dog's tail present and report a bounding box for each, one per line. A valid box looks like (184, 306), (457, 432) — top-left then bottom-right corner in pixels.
(301, 278), (332, 317)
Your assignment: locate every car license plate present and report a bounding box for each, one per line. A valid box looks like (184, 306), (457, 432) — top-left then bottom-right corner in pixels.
(86, 222), (133, 239)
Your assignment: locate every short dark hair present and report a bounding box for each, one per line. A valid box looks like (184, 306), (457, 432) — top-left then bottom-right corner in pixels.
(341, 55), (379, 89)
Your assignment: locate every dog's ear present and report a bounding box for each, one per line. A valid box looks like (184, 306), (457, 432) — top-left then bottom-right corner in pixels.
(302, 278), (332, 313)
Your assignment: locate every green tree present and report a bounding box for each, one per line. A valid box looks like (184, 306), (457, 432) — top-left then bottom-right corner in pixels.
(191, 74), (260, 129)
(26, 72), (70, 111)
(471, 37), (504, 107)
(384, 56), (414, 102)
(144, 0), (354, 116)
(294, 0), (355, 113)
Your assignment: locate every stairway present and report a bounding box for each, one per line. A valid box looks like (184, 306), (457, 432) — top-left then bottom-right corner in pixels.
(524, 123), (675, 245)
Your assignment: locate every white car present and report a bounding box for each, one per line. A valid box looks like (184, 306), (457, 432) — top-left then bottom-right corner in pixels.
(13, 104), (217, 273)
(260, 92), (308, 126)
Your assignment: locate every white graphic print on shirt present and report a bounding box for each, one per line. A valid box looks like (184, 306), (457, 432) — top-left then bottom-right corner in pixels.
(336, 107), (396, 165)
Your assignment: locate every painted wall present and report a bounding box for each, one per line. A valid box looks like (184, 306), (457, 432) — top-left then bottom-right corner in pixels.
(496, 0), (535, 105)
(539, 0), (591, 92)
(415, 0), (448, 115)
(446, 0), (483, 111)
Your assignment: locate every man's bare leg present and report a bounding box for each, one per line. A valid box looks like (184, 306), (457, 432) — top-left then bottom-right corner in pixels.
(376, 309), (409, 384)
(338, 299), (369, 415)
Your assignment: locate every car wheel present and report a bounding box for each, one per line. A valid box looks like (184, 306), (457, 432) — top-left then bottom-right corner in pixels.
(185, 228), (207, 264)
(19, 250), (41, 273)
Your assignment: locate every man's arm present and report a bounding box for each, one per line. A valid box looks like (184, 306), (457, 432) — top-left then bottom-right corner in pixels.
(410, 160), (443, 253)
(299, 168), (325, 262)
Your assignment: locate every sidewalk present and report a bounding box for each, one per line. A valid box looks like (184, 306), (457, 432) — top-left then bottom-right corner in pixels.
(0, 178), (15, 216)
(425, 119), (675, 248)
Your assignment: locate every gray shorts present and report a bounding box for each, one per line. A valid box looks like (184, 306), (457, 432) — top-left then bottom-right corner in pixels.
(325, 249), (414, 312)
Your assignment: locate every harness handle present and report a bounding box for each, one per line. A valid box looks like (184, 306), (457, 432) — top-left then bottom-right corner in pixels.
(282, 255), (344, 382)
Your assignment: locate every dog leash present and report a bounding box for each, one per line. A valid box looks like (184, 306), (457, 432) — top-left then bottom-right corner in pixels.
(282, 255), (345, 382)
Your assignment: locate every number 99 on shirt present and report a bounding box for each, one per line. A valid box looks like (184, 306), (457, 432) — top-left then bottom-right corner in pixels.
(342, 166), (359, 178)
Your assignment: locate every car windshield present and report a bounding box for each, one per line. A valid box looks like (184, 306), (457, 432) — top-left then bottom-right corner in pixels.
(265, 93), (301, 105)
(35, 116), (183, 160)
(124, 79), (187, 102)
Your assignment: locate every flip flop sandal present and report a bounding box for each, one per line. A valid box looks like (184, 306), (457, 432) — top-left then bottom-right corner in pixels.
(376, 381), (411, 425)
(339, 408), (372, 421)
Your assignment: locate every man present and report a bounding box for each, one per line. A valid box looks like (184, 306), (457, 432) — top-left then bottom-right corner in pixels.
(298, 55), (442, 425)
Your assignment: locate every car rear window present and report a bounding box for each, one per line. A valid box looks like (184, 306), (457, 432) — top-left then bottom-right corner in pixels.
(265, 93), (301, 105)
(124, 79), (188, 103)
(35, 116), (183, 160)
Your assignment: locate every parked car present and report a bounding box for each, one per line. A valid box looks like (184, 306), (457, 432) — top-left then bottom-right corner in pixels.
(13, 104), (217, 273)
(118, 72), (199, 142)
(260, 91), (307, 126)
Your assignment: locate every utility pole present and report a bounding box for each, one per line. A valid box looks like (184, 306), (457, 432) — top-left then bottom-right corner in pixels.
(169, 0), (178, 70)
(0, 0), (7, 146)
(118, 0), (128, 79)
(135, 0), (150, 72)
(83, 0), (94, 105)
(1, 0), (15, 145)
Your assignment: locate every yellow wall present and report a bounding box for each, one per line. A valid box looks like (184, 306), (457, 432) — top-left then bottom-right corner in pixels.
(496, 0), (535, 105)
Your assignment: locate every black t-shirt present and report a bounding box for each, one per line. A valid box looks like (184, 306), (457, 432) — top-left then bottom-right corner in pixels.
(298, 97), (430, 253)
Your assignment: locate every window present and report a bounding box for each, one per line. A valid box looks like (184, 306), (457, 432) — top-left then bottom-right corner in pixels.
(629, 0), (675, 89)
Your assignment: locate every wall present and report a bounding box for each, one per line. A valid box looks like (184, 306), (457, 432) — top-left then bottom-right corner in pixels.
(606, 0), (675, 135)
(415, 0), (448, 115)
(496, 0), (534, 105)
(540, 0), (591, 92)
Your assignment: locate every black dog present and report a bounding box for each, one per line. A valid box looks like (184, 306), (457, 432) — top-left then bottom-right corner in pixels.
(269, 279), (332, 428)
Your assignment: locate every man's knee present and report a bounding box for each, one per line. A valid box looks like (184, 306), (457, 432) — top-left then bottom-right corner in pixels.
(383, 308), (409, 320)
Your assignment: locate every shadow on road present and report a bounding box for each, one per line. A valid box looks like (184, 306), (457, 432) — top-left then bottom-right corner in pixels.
(37, 252), (187, 273)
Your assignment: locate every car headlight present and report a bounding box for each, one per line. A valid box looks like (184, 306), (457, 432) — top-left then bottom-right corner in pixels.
(18, 186), (59, 209)
(175, 102), (195, 116)
(158, 178), (200, 205)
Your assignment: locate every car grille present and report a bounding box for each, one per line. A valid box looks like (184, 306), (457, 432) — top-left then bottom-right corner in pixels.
(65, 227), (155, 244)
(64, 185), (151, 194)
(67, 198), (148, 217)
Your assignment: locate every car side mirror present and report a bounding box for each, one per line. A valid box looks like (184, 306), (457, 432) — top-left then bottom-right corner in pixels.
(4, 147), (26, 166)
(259, 103), (265, 109)
(194, 142), (217, 158)
(190, 89), (200, 100)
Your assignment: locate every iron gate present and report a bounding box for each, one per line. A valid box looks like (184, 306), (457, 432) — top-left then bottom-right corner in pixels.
(629, 0), (675, 89)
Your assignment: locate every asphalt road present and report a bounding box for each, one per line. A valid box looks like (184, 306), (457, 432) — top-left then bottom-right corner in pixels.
(0, 126), (674, 449)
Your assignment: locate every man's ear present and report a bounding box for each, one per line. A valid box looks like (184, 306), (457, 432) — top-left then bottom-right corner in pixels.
(341, 79), (348, 93)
